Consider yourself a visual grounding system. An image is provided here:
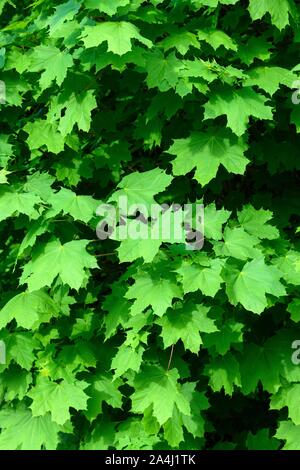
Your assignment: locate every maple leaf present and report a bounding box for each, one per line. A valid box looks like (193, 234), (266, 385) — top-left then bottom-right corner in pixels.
(238, 37), (272, 65)
(274, 251), (300, 285)
(23, 172), (55, 201)
(0, 366), (32, 401)
(245, 66), (296, 96)
(156, 302), (218, 353)
(167, 128), (249, 185)
(125, 271), (182, 317)
(24, 119), (65, 154)
(108, 168), (173, 211)
(159, 30), (200, 55)
(238, 330), (300, 394)
(111, 345), (144, 378)
(248, 0), (297, 31)
(204, 86), (273, 136)
(48, 187), (99, 223)
(246, 429), (280, 450)
(287, 299), (300, 322)
(55, 91), (97, 136)
(214, 226), (261, 260)
(181, 383), (209, 439)
(145, 50), (185, 91)
(275, 421), (300, 450)
(85, 0), (130, 15)
(0, 188), (41, 221)
(271, 385), (300, 425)
(81, 22), (152, 55)
(0, 408), (61, 450)
(176, 257), (224, 297)
(20, 239), (98, 291)
(205, 352), (241, 395)
(203, 319), (244, 355)
(237, 205), (279, 240)
(131, 365), (190, 425)
(2, 332), (39, 370)
(204, 203), (231, 240)
(223, 258), (286, 314)
(28, 376), (89, 425)
(0, 290), (58, 330)
(29, 45), (73, 90)
(46, 0), (81, 36)
(197, 29), (237, 51)
(85, 373), (123, 421)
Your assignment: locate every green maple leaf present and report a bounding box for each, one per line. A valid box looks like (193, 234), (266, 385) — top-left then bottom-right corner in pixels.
(116, 233), (162, 264)
(85, 373), (123, 421)
(224, 257), (286, 314)
(274, 251), (300, 285)
(159, 31), (200, 55)
(145, 50), (185, 91)
(204, 86), (273, 136)
(23, 172), (55, 201)
(0, 366), (32, 401)
(0, 290), (58, 330)
(0, 408), (61, 450)
(167, 129), (249, 185)
(287, 299), (300, 322)
(47, 0), (81, 36)
(238, 37), (272, 65)
(248, 0), (297, 30)
(131, 365), (190, 425)
(125, 272), (182, 317)
(271, 385), (300, 425)
(56, 91), (97, 136)
(103, 284), (130, 339)
(204, 203), (231, 240)
(85, 0), (130, 15)
(239, 343), (282, 394)
(181, 383), (209, 439)
(246, 429), (280, 450)
(237, 204), (279, 240)
(197, 29), (237, 51)
(204, 352), (241, 395)
(114, 418), (160, 450)
(0, 188), (41, 221)
(3, 332), (39, 370)
(81, 22), (152, 55)
(48, 187), (99, 223)
(275, 421), (300, 450)
(214, 227), (261, 260)
(28, 376), (89, 425)
(163, 406), (184, 447)
(245, 66), (296, 95)
(108, 168), (173, 211)
(29, 45), (73, 90)
(111, 344), (144, 378)
(80, 416), (116, 450)
(203, 319), (244, 355)
(20, 239), (98, 291)
(112, 207), (187, 263)
(24, 119), (65, 154)
(176, 257), (224, 297)
(241, 329), (300, 393)
(156, 302), (218, 353)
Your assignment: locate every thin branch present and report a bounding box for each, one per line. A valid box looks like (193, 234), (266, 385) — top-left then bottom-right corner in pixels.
(167, 344), (175, 372)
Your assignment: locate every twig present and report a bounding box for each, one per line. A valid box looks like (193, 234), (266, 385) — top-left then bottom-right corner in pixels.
(167, 344), (175, 372)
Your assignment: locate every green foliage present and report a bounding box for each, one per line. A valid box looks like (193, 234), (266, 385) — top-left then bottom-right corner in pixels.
(0, 0), (299, 451)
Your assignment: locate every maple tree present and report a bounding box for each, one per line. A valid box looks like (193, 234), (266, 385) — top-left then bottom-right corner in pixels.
(0, 0), (299, 451)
